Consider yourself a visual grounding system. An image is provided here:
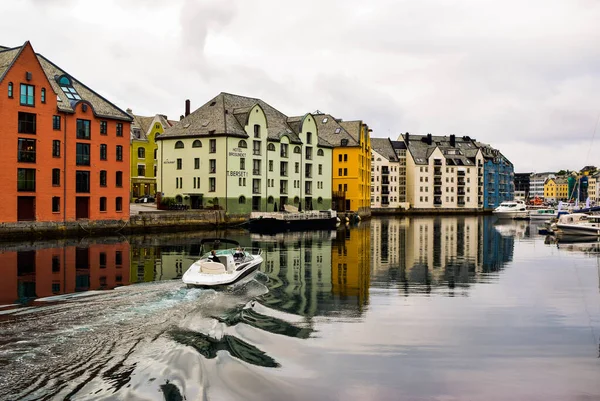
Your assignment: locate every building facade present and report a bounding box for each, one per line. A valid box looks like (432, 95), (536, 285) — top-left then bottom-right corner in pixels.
(529, 173), (554, 199)
(313, 113), (372, 215)
(129, 113), (173, 200)
(544, 178), (557, 202)
(477, 143), (514, 209)
(370, 138), (400, 208)
(0, 41), (131, 223)
(156, 93), (333, 213)
(402, 134), (480, 210)
(513, 173), (531, 200)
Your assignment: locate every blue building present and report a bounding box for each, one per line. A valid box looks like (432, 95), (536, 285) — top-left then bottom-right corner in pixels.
(478, 145), (514, 209)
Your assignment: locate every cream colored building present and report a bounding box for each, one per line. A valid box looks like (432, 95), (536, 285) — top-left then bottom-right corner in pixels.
(402, 134), (480, 210)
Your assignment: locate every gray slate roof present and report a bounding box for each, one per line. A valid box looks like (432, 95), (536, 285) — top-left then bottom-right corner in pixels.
(339, 120), (363, 143)
(402, 134), (479, 166)
(131, 114), (155, 141)
(371, 138), (398, 162)
(159, 92), (302, 143)
(0, 42), (131, 122)
(311, 113), (359, 148)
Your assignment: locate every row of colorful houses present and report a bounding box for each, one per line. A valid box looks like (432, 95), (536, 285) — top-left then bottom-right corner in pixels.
(515, 169), (599, 204)
(0, 40), (513, 225)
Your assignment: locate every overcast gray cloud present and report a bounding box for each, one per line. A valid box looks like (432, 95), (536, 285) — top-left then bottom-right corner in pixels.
(2, 0), (600, 172)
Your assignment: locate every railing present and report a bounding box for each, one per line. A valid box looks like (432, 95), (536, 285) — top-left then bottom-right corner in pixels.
(253, 169), (260, 175)
(434, 179), (442, 186)
(253, 149), (261, 156)
(434, 160), (442, 166)
(381, 167), (389, 174)
(434, 168), (442, 176)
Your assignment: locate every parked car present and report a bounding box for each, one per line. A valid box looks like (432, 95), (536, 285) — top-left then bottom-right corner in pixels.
(135, 195), (155, 203)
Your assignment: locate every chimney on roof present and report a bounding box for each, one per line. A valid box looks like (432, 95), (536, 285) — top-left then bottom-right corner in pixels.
(126, 108), (132, 115)
(427, 133), (432, 145)
(185, 99), (190, 117)
(405, 132), (410, 145)
(450, 134), (456, 147)
(180, 115), (184, 120)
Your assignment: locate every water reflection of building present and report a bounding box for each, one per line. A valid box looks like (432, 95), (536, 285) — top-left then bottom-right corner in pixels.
(331, 223), (371, 309)
(251, 231), (339, 317)
(370, 216), (514, 293)
(0, 240), (130, 305)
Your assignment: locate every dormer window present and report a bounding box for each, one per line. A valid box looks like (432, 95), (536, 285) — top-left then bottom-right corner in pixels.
(57, 76), (81, 100)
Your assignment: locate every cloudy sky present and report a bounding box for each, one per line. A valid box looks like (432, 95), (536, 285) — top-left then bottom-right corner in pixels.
(2, 0), (599, 173)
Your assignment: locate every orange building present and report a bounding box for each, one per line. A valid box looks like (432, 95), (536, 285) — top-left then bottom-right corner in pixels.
(0, 242), (130, 305)
(0, 41), (132, 223)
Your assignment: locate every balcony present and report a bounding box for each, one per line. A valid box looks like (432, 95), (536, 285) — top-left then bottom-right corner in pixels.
(305, 189), (312, 195)
(382, 178), (389, 185)
(382, 190), (390, 195)
(434, 167), (442, 176)
(457, 178), (465, 185)
(280, 188), (287, 194)
(305, 173), (312, 179)
(457, 201), (465, 206)
(434, 188), (442, 195)
(381, 167), (389, 174)
(457, 170), (465, 176)
(253, 169), (260, 175)
(253, 149), (261, 156)
(434, 160), (442, 166)
(434, 197), (442, 206)
(253, 188), (261, 194)
(434, 178), (442, 186)
(457, 189), (465, 195)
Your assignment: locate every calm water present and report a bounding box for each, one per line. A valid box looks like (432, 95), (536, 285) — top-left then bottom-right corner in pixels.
(1, 216), (600, 401)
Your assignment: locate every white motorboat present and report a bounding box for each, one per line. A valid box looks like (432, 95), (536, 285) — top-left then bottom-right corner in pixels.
(182, 238), (263, 287)
(492, 200), (529, 219)
(529, 208), (558, 221)
(555, 213), (600, 237)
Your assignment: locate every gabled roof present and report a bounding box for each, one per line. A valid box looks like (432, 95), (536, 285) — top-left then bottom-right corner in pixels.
(311, 113), (359, 148)
(131, 114), (155, 141)
(287, 114), (333, 148)
(1, 41), (131, 121)
(371, 138), (398, 162)
(339, 120), (367, 143)
(159, 92), (302, 143)
(0, 46), (25, 83)
(402, 133), (479, 166)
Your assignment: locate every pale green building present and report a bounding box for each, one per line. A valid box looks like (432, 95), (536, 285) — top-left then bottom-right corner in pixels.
(156, 93), (333, 214)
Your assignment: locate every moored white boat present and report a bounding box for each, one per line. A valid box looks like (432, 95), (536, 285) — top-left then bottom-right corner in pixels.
(182, 238), (263, 287)
(555, 214), (600, 237)
(492, 200), (529, 219)
(529, 208), (558, 221)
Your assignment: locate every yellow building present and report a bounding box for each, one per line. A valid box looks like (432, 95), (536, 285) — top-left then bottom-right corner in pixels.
(544, 178), (557, 202)
(556, 177), (569, 201)
(313, 113), (372, 215)
(128, 112), (174, 199)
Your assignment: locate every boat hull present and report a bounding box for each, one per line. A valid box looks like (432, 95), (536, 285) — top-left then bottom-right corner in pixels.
(248, 217), (338, 234)
(492, 211), (529, 219)
(183, 262), (262, 287)
(556, 224), (600, 237)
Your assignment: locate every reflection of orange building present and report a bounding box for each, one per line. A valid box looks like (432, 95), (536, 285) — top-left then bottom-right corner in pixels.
(331, 223), (371, 307)
(0, 242), (130, 305)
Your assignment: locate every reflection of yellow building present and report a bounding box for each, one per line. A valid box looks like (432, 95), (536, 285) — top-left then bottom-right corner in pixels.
(331, 223), (371, 307)
(129, 246), (161, 283)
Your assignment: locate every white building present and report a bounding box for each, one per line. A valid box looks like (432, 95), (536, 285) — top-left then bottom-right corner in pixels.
(402, 133), (480, 210)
